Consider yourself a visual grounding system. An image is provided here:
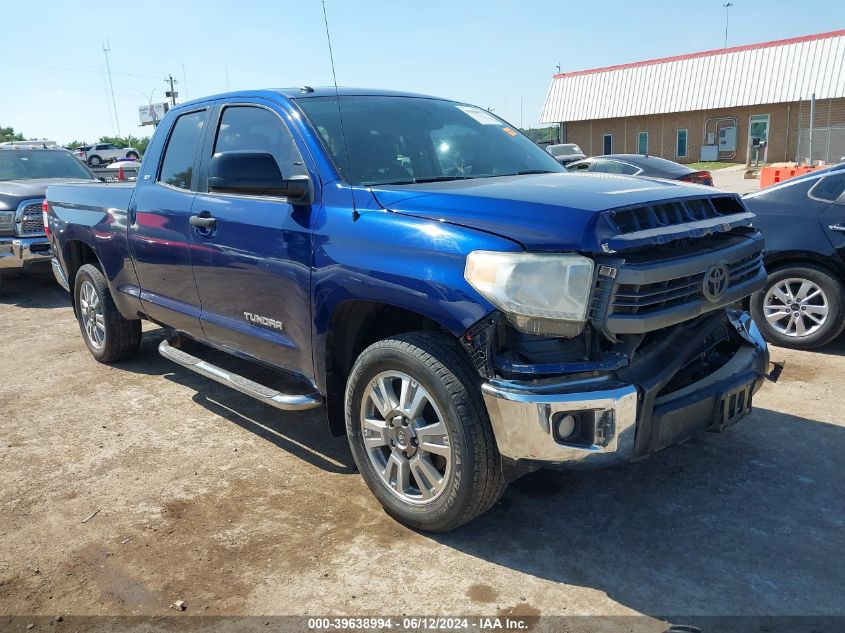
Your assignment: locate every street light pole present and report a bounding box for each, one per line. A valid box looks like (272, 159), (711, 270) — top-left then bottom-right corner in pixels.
(723, 2), (733, 49)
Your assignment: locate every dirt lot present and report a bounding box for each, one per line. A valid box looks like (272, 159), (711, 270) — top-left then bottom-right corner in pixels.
(1, 275), (844, 627)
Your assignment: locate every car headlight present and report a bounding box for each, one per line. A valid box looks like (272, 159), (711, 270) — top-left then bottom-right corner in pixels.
(465, 251), (595, 337)
(0, 211), (13, 236)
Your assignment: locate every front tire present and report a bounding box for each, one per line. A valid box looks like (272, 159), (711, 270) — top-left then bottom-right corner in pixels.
(126, 151), (139, 159)
(73, 264), (142, 362)
(345, 331), (505, 532)
(750, 264), (845, 349)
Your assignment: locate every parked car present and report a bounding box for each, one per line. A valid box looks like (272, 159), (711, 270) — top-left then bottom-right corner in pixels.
(47, 88), (771, 531)
(73, 143), (140, 167)
(744, 163), (845, 349)
(545, 143), (586, 165)
(0, 146), (97, 292)
(567, 154), (714, 186)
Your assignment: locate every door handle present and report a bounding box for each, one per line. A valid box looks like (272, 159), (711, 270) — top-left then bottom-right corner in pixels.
(189, 212), (216, 228)
(829, 224), (845, 233)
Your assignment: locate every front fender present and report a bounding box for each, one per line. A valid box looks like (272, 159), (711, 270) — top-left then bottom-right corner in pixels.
(311, 186), (522, 389)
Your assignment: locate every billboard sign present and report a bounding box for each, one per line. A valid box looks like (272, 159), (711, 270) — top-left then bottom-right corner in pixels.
(139, 102), (170, 126)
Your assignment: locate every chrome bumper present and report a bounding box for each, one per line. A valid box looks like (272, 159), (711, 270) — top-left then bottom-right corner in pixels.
(482, 382), (639, 469)
(481, 311), (768, 469)
(0, 236), (52, 272)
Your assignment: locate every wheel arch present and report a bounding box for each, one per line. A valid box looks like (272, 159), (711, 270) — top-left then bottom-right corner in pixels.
(63, 239), (104, 313)
(321, 300), (471, 436)
(763, 251), (845, 282)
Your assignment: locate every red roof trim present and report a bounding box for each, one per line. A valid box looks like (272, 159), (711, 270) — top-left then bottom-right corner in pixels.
(553, 29), (845, 79)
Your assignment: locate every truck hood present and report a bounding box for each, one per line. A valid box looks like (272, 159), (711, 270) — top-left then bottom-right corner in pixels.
(0, 178), (95, 210)
(369, 172), (746, 253)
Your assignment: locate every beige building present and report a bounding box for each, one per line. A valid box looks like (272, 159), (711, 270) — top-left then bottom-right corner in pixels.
(540, 30), (845, 165)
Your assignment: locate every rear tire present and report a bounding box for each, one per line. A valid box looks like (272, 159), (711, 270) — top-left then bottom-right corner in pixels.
(345, 331), (505, 532)
(750, 264), (845, 349)
(126, 151), (139, 159)
(88, 155), (101, 167)
(73, 263), (142, 362)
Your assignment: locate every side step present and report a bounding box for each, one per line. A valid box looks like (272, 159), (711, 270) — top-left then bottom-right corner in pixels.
(158, 338), (323, 411)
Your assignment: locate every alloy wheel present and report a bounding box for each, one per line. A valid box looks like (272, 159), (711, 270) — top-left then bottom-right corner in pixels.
(360, 371), (453, 505)
(79, 280), (106, 349)
(763, 277), (829, 338)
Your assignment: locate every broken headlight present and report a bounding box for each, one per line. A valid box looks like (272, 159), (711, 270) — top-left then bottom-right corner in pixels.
(465, 251), (594, 337)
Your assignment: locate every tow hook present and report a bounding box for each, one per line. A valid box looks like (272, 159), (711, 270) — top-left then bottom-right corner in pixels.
(766, 361), (784, 383)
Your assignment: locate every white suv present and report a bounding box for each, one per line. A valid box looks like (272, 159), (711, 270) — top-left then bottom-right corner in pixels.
(73, 143), (140, 166)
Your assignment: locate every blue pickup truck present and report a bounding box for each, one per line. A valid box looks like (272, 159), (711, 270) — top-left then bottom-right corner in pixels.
(46, 88), (772, 531)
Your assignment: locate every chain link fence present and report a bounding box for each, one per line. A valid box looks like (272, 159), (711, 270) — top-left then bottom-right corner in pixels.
(795, 98), (845, 164)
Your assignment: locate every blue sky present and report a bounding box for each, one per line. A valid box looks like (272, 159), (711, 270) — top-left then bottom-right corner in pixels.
(1, 0), (842, 143)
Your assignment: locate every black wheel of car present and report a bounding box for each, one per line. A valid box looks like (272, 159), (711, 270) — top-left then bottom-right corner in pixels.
(88, 155), (102, 167)
(73, 264), (142, 363)
(750, 264), (845, 350)
(126, 151), (139, 159)
(345, 331), (506, 532)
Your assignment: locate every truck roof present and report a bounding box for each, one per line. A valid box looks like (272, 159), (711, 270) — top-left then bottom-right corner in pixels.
(175, 87), (445, 110)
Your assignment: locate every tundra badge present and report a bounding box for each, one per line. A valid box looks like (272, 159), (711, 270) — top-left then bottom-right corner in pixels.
(244, 312), (285, 331)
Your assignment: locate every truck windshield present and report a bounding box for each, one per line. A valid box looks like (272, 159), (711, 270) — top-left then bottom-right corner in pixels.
(0, 150), (94, 181)
(295, 96), (565, 186)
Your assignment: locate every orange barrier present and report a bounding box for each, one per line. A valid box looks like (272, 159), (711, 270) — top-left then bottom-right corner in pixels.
(759, 164), (820, 189)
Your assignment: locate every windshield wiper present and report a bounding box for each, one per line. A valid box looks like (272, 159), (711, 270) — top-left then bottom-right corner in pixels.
(508, 170), (559, 176)
(411, 176), (475, 183)
(365, 176), (475, 186)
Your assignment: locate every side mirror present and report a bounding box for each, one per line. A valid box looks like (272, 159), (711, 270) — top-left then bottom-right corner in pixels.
(208, 151), (313, 203)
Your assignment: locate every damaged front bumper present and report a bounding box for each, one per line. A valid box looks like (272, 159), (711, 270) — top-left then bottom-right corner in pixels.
(481, 310), (770, 469)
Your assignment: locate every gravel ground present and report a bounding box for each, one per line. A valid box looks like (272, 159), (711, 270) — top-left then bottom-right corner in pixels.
(1, 275), (843, 628)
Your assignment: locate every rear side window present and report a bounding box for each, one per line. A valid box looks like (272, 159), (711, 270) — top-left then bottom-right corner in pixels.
(810, 174), (845, 203)
(593, 159), (638, 175)
(159, 110), (206, 190)
(213, 106), (306, 178)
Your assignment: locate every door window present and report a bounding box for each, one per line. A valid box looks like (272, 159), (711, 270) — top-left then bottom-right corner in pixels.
(676, 129), (688, 158)
(602, 134), (612, 155)
(809, 174), (845, 203)
(158, 110), (206, 190)
(637, 132), (648, 154)
(592, 159), (638, 175)
(213, 106), (307, 180)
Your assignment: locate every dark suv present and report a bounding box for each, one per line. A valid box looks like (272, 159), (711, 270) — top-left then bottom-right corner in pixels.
(0, 145), (97, 292)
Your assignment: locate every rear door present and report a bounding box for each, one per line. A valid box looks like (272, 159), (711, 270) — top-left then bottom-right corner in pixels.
(189, 100), (316, 378)
(128, 107), (209, 336)
(817, 172), (845, 262)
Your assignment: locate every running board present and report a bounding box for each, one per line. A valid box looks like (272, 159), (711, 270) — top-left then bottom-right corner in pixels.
(158, 338), (323, 411)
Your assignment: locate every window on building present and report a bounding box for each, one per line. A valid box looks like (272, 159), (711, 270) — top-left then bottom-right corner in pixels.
(602, 133), (612, 155)
(637, 132), (648, 155)
(676, 129), (688, 158)
(158, 109), (206, 190)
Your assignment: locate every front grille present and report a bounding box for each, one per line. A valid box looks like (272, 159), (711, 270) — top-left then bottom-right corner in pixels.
(606, 196), (746, 235)
(16, 201), (45, 236)
(594, 231), (766, 335)
(611, 251), (763, 316)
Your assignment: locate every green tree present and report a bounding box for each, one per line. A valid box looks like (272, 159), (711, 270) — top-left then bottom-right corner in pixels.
(0, 126), (25, 143)
(65, 140), (88, 150)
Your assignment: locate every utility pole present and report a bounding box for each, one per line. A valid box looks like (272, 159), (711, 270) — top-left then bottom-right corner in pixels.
(102, 40), (121, 136)
(723, 2), (733, 49)
(165, 75), (178, 106)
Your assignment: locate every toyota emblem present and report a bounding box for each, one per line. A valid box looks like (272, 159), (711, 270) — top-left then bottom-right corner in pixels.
(703, 263), (729, 302)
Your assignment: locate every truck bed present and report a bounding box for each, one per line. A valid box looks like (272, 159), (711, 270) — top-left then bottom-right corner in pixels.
(48, 181), (134, 215)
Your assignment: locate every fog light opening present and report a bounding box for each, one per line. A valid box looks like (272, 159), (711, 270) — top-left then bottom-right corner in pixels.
(553, 412), (580, 441)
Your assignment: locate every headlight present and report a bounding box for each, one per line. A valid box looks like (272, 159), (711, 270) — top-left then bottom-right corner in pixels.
(0, 211), (13, 236)
(465, 251), (595, 337)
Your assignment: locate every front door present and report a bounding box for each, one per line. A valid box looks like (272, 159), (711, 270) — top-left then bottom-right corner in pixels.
(129, 107), (209, 335)
(189, 101), (315, 379)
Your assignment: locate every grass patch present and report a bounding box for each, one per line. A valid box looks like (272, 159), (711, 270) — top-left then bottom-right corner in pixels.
(687, 161), (737, 170)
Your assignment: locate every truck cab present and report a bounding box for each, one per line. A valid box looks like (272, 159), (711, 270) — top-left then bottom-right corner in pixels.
(46, 88), (772, 531)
